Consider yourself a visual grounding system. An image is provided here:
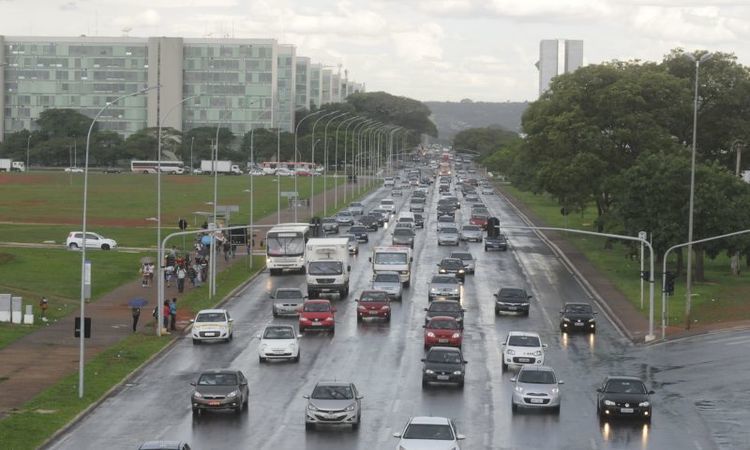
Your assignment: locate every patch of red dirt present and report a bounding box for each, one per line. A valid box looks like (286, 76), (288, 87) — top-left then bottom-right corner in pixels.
(168, 176), (202, 185)
(0, 174), (51, 184)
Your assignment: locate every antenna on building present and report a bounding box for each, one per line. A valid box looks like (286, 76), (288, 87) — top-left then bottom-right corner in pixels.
(122, 27), (132, 37)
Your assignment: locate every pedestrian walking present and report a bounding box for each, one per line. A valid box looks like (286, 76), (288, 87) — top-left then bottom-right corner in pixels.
(39, 297), (49, 322)
(188, 265), (197, 288)
(223, 240), (231, 261)
(176, 265), (187, 293)
(162, 300), (170, 333)
(141, 264), (149, 287)
(169, 298), (177, 331)
(131, 307), (141, 332)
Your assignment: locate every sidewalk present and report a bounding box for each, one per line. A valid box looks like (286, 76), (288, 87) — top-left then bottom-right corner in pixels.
(0, 179), (370, 419)
(498, 185), (750, 343)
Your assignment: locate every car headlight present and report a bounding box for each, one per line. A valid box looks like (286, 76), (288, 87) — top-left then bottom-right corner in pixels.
(307, 403), (319, 411)
(458, 269), (464, 273)
(426, 332), (436, 338)
(345, 403), (356, 411)
(425, 369), (435, 374)
(453, 370), (463, 375)
(639, 401), (650, 407)
(604, 400), (615, 406)
(452, 333), (461, 339)
(514, 386), (523, 393)
(506, 349), (515, 355)
(439, 269), (446, 273)
(226, 390), (238, 398)
(551, 388), (559, 394)
(381, 305), (390, 310)
(533, 350), (543, 356)
(430, 288), (438, 293)
(193, 391), (202, 398)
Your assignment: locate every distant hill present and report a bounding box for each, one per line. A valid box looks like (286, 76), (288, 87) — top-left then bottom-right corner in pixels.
(424, 101), (529, 140)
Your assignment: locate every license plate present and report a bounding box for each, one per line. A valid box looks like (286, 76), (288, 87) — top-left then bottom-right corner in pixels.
(621, 408), (634, 413)
(438, 339), (449, 343)
(507, 306), (517, 310)
(574, 322), (584, 326)
(208, 401), (221, 406)
(369, 311), (379, 315)
(437, 375), (450, 381)
(312, 322), (322, 326)
(517, 358), (530, 363)
(205, 332), (217, 337)
(530, 398), (544, 404)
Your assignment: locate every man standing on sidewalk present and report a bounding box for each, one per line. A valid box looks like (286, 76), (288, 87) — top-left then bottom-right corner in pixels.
(131, 307), (141, 332)
(169, 298), (177, 331)
(176, 265), (187, 293)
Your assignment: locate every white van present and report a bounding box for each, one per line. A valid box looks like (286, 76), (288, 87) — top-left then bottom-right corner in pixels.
(397, 212), (415, 227)
(370, 246), (413, 286)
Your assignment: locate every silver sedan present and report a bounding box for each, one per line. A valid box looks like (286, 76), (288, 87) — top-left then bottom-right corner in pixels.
(372, 271), (403, 301)
(511, 365), (563, 414)
(460, 225), (483, 242)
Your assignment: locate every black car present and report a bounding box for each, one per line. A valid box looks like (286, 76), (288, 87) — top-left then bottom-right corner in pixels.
(421, 346), (467, 389)
(349, 225), (369, 242)
(485, 234), (508, 251)
(560, 302), (597, 333)
(392, 227), (415, 249)
(359, 215), (379, 231)
(191, 370), (249, 416)
(596, 376), (654, 423)
(321, 217), (340, 234)
(437, 258), (467, 282)
(424, 300), (465, 325)
(494, 288), (531, 316)
(103, 167), (122, 174)
(413, 213), (425, 229)
(437, 204), (455, 218)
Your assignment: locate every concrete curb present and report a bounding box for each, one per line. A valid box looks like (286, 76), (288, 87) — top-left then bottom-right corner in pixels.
(39, 266), (266, 449)
(497, 190), (636, 343)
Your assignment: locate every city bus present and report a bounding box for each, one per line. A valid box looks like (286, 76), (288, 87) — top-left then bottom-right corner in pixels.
(130, 160), (185, 174)
(266, 223), (311, 275)
(259, 161), (321, 175)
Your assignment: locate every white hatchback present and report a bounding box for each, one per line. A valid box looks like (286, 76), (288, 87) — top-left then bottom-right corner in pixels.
(393, 416), (465, 449)
(501, 331), (547, 372)
(190, 309), (233, 344)
(257, 324), (300, 363)
(66, 231), (117, 250)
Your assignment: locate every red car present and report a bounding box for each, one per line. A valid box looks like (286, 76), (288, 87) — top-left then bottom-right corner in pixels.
(299, 299), (336, 333)
(470, 214), (488, 230)
(423, 316), (463, 349)
(356, 290), (391, 323)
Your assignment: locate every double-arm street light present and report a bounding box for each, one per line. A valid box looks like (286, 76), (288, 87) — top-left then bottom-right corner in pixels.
(347, 119), (374, 203)
(309, 110), (342, 217)
(294, 110), (325, 221)
(684, 51), (712, 329)
(78, 85), (159, 398)
(323, 112), (349, 213)
(334, 116), (362, 208)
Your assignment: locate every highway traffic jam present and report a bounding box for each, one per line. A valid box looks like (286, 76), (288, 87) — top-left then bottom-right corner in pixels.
(51, 152), (719, 450)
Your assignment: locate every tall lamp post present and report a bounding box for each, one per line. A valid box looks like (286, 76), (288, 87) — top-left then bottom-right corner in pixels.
(309, 110), (341, 217)
(156, 95), (194, 337)
(25, 134), (31, 171)
(294, 109), (325, 221)
(684, 51), (712, 329)
(347, 119), (373, 202)
(78, 85), (157, 398)
(335, 116), (361, 207)
(323, 112), (348, 213)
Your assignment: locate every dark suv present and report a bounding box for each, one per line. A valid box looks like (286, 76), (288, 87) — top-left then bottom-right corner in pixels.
(494, 288), (532, 316)
(560, 302), (597, 333)
(424, 300), (465, 325)
(437, 258), (467, 282)
(421, 346), (467, 389)
(191, 370), (249, 416)
(596, 376), (654, 423)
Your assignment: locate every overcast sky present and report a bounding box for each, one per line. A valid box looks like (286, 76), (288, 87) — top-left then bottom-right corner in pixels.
(1, 0), (748, 102)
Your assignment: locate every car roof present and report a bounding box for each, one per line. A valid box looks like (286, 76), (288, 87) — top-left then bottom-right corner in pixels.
(409, 416), (451, 425)
(564, 302), (592, 307)
(431, 274), (458, 281)
(440, 258), (463, 264)
(604, 375), (644, 382)
(518, 365), (555, 373)
(427, 346), (461, 353)
(427, 315), (458, 322)
(138, 441), (186, 450)
(450, 252), (472, 258)
(196, 309), (227, 314)
(360, 289), (390, 295)
(315, 381), (353, 387)
(508, 331), (541, 338)
(304, 299), (331, 304)
(263, 324), (295, 331)
(199, 369), (238, 375)
(275, 287), (302, 292)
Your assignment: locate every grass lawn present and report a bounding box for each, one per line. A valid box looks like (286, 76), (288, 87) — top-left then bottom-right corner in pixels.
(0, 172), (344, 247)
(501, 185), (750, 328)
(0, 256), (265, 450)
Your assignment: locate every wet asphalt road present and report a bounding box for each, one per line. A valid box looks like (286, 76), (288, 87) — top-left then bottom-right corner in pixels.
(47, 180), (750, 450)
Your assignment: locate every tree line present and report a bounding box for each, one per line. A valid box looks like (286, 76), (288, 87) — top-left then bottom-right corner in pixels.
(457, 49), (750, 280)
(0, 91), (434, 168)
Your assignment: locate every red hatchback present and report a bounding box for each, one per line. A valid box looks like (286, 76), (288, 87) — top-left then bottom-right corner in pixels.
(356, 290), (391, 323)
(423, 316), (463, 349)
(299, 299), (336, 333)
(470, 214), (488, 230)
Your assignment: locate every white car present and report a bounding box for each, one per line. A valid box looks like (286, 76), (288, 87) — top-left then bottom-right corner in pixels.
(481, 187), (494, 195)
(379, 199), (396, 214)
(501, 331), (547, 372)
(393, 416), (465, 449)
(276, 168), (294, 176)
(190, 309), (233, 344)
(66, 231), (117, 250)
(64, 167), (84, 173)
(257, 324), (299, 363)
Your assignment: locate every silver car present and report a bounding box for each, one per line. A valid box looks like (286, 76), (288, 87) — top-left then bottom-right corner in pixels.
(348, 202), (365, 216)
(304, 381), (363, 430)
(335, 210), (355, 225)
(450, 251), (475, 274)
(437, 226), (460, 246)
(392, 227), (415, 249)
(428, 274), (461, 302)
(511, 365), (563, 413)
(372, 271), (403, 301)
(271, 288), (306, 317)
(460, 225), (483, 242)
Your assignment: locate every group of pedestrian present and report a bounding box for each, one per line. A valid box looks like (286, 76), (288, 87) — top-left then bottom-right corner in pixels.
(140, 262), (155, 287)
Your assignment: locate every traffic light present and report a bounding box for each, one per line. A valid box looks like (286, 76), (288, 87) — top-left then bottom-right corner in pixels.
(664, 271), (676, 295)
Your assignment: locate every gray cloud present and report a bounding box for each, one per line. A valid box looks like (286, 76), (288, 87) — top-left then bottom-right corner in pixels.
(60, 2), (77, 10)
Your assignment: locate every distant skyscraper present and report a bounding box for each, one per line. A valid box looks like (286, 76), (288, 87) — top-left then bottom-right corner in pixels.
(536, 39), (583, 96)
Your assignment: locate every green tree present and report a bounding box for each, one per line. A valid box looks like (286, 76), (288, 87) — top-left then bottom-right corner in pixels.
(181, 127), (235, 162)
(453, 126), (519, 159)
(35, 109), (95, 139)
(346, 92), (437, 143)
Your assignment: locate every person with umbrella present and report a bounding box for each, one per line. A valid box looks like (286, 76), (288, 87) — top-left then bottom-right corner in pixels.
(129, 298), (148, 333)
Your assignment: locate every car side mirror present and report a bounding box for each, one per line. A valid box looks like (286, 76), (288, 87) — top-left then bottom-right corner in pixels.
(303, 395), (310, 399)
(189, 319), (195, 323)
(420, 358), (425, 362)
(240, 381), (248, 386)
(393, 432), (402, 438)
(493, 293), (498, 298)
(648, 390), (655, 395)
(528, 296), (533, 299)
(422, 325), (426, 328)
(596, 388), (602, 393)
(356, 395), (364, 400)
(510, 378), (516, 382)
(423, 307), (428, 311)
(558, 380), (565, 384)
(559, 310), (564, 314)
(269, 294), (275, 299)
(594, 311), (599, 315)
(542, 344), (548, 348)
(347, 265), (351, 272)
(255, 334), (261, 339)
(190, 382), (196, 386)
(410, 257), (414, 262)
(332, 307), (337, 312)
(228, 318), (234, 322)
(463, 360), (468, 364)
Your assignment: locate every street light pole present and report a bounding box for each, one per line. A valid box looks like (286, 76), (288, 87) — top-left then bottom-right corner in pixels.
(294, 110), (325, 222)
(323, 112), (348, 213)
(335, 116), (361, 208)
(78, 85), (157, 398)
(348, 119), (373, 202)
(25, 134), (31, 171)
(684, 52), (712, 330)
(309, 110), (340, 217)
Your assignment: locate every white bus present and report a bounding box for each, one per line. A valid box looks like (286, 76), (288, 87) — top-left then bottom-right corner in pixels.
(130, 160), (185, 174)
(266, 223), (311, 275)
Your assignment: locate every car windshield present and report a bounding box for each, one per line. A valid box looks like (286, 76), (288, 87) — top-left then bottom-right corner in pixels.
(361, 291), (388, 302)
(195, 312), (226, 323)
(263, 327), (295, 339)
(394, 229), (413, 236)
(322, 217), (335, 223)
(197, 373), (237, 386)
(500, 289), (527, 298)
(304, 302), (331, 312)
(451, 253), (472, 261)
(432, 276), (458, 285)
(337, 211), (352, 217)
(462, 226), (480, 232)
(308, 261), (343, 275)
(381, 200), (394, 206)
(441, 259), (463, 269)
(518, 370), (556, 384)
(565, 304), (593, 314)
(605, 379), (648, 394)
(430, 302), (460, 311)
(375, 273), (401, 283)
(347, 235), (357, 243)
(275, 290), (302, 299)
(311, 385), (353, 400)
(375, 253), (408, 265)
(402, 424), (455, 440)
(351, 226), (366, 233)
(428, 319), (459, 330)
(440, 228), (458, 234)
(426, 349), (462, 364)
(507, 335), (541, 347)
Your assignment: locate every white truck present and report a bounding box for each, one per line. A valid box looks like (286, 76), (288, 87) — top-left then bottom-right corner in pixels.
(305, 238), (351, 298)
(0, 159), (25, 172)
(200, 160), (243, 175)
(370, 246), (413, 286)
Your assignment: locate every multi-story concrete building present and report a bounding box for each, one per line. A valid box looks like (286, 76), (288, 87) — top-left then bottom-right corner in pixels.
(1, 35), (363, 141)
(321, 68), (333, 105)
(536, 39), (583, 96)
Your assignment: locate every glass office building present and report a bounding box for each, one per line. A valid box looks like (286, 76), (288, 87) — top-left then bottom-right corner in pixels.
(276, 45), (296, 132)
(295, 56), (310, 111)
